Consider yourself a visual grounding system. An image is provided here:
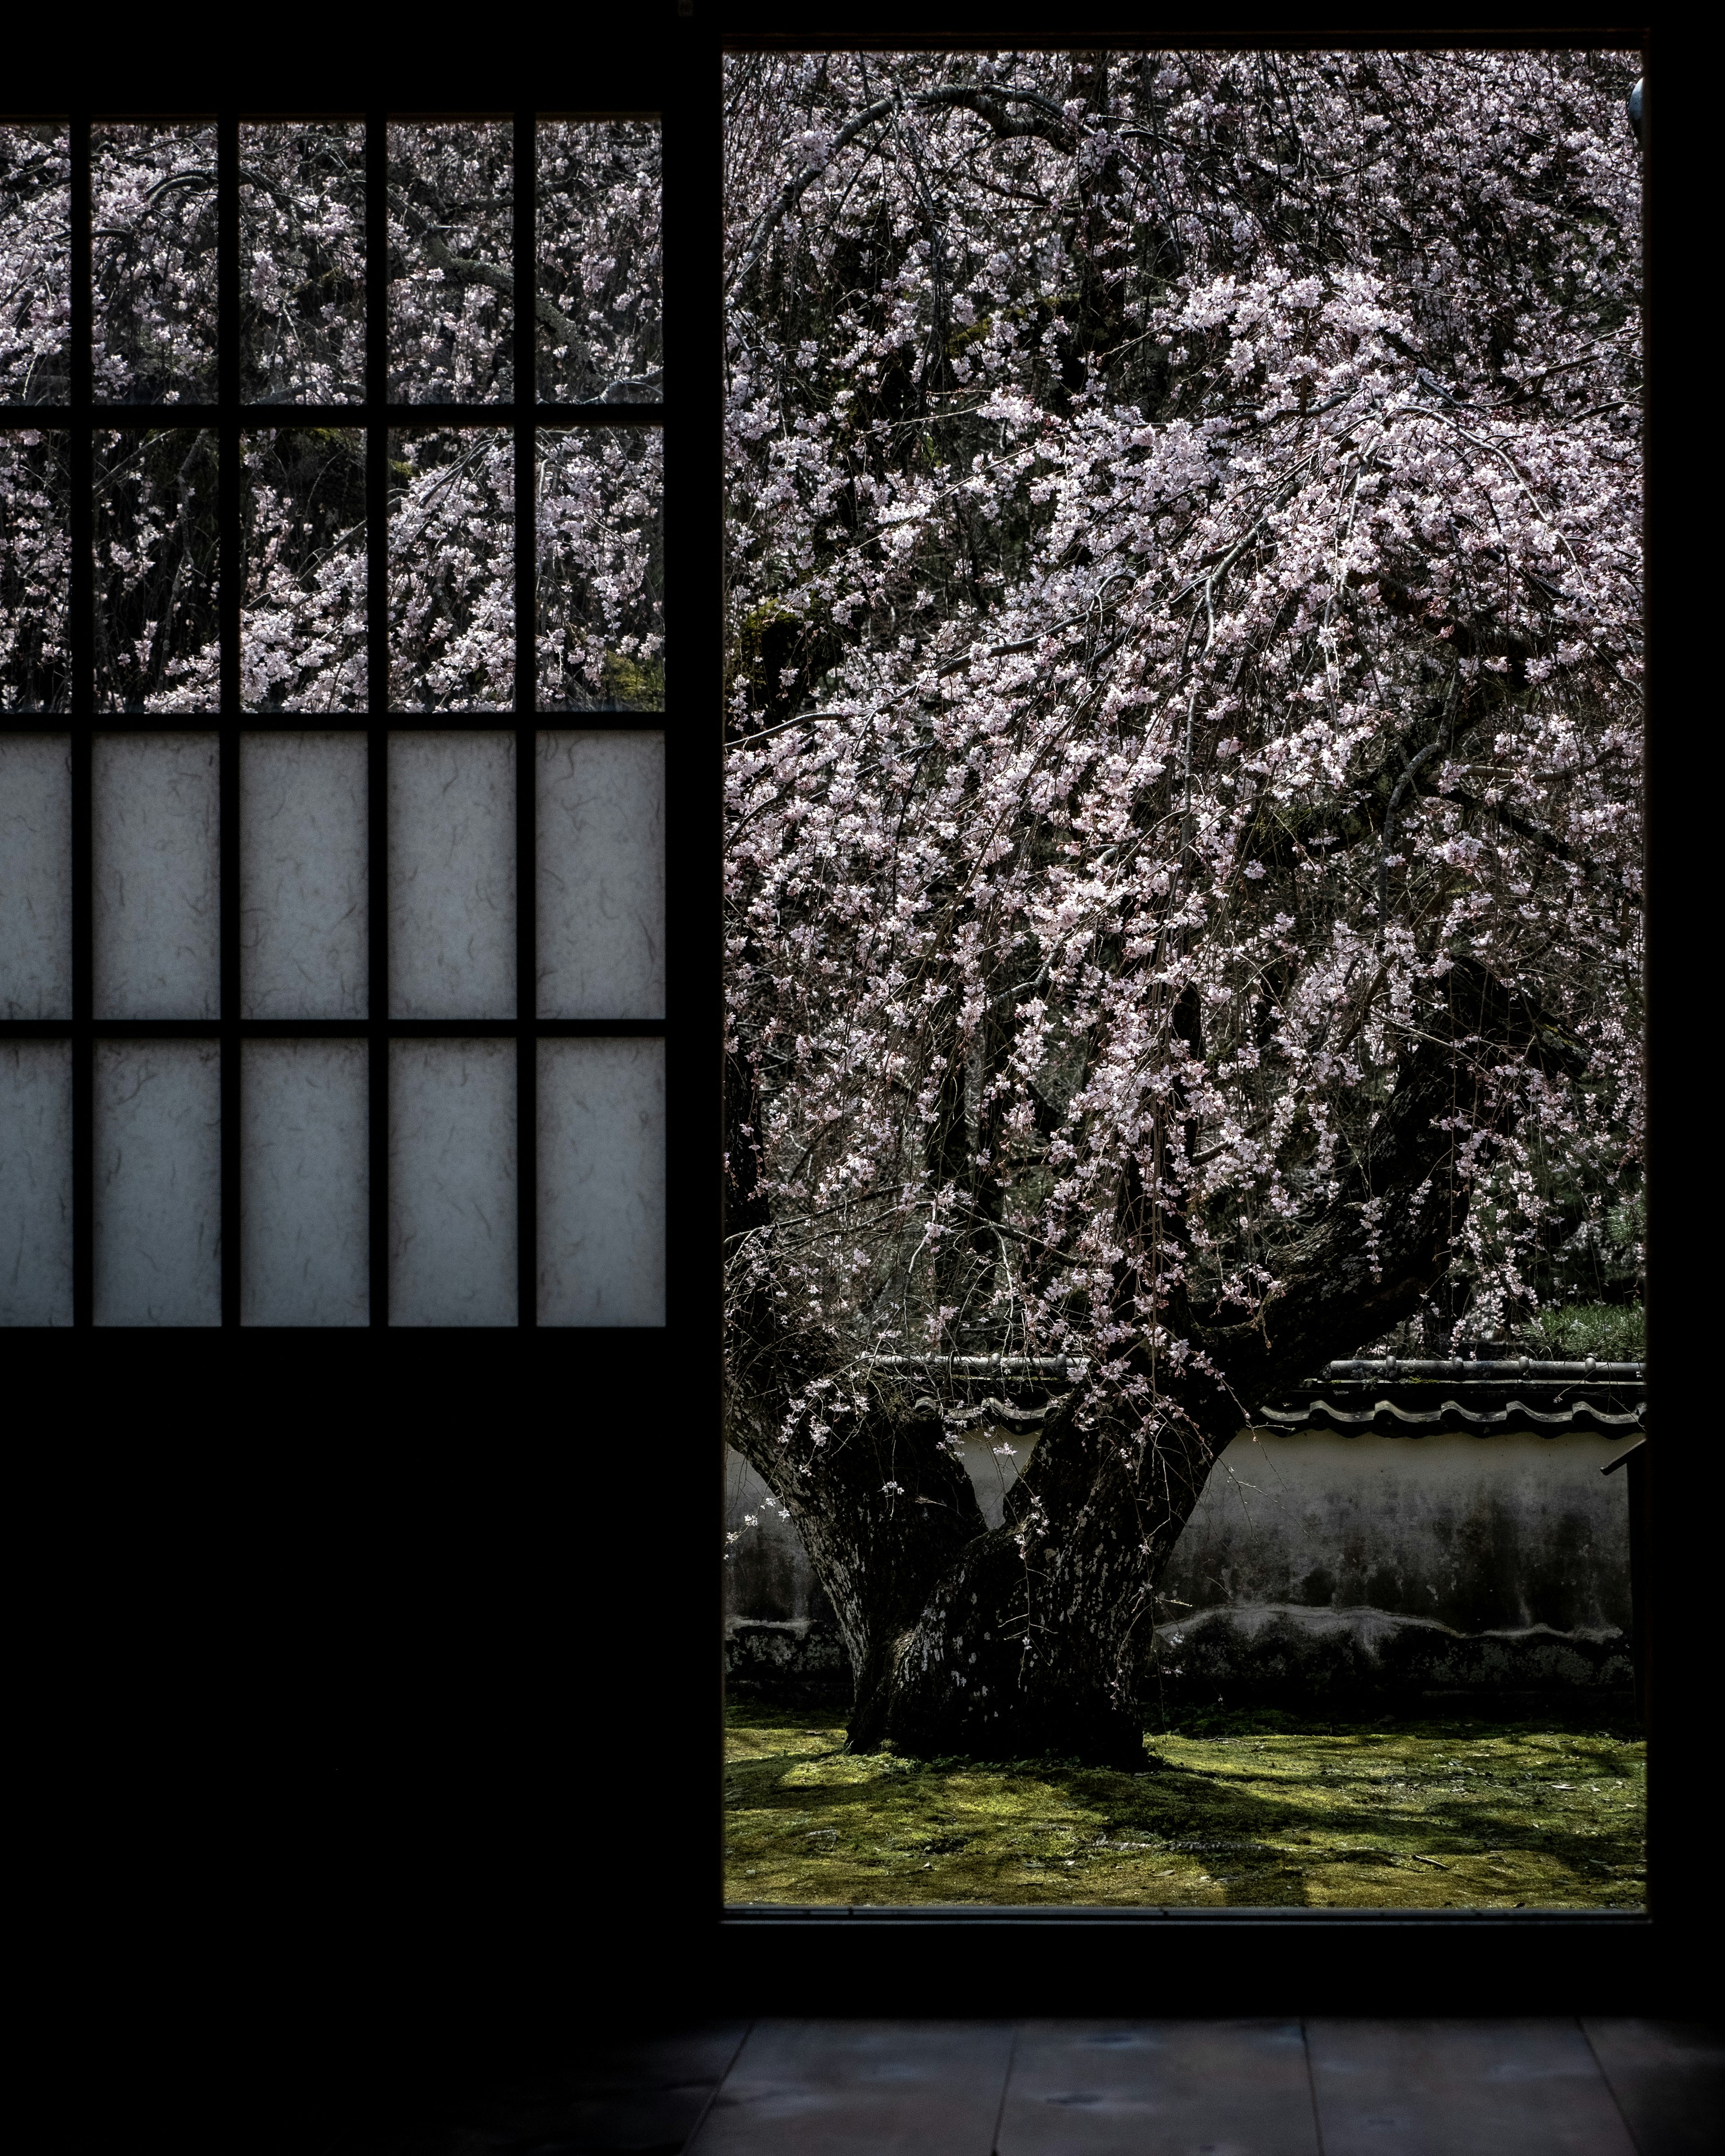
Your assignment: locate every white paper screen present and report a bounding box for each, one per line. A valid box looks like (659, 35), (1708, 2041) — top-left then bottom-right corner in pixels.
(0, 736), (72, 1020)
(93, 1039), (221, 1325)
(537, 730), (664, 1019)
(389, 732), (515, 1018)
(93, 733), (220, 1019)
(538, 1037), (664, 1326)
(0, 1042), (73, 1325)
(389, 1038), (516, 1325)
(241, 732), (368, 1019)
(242, 1039), (369, 1325)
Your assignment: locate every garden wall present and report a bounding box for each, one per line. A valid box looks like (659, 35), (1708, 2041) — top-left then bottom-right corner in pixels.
(723, 1425), (1637, 1704)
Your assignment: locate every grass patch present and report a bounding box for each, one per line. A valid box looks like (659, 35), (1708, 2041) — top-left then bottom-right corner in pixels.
(724, 1699), (1645, 1909)
(1522, 1301), (1644, 1360)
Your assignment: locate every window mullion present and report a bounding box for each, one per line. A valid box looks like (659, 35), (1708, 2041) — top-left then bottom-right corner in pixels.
(219, 108), (242, 1325)
(367, 109), (391, 1329)
(70, 110), (93, 1327)
(515, 108), (539, 1330)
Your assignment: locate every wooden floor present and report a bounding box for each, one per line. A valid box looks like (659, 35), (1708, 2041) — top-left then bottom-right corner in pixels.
(356, 2018), (1721, 2155)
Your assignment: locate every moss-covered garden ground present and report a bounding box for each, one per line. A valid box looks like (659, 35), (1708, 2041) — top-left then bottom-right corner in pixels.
(725, 1699), (1645, 1908)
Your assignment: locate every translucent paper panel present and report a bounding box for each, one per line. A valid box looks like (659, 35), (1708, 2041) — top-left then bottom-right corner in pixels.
(537, 430), (663, 710)
(94, 733), (220, 1020)
(537, 732), (664, 1018)
(242, 429), (367, 710)
(389, 1039), (516, 1326)
(0, 126), (70, 403)
(242, 1040), (369, 1326)
(240, 732), (367, 1020)
(0, 432), (71, 710)
(387, 124), (513, 402)
(387, 430), (514, 709)
(0, 735), (71, 1017)
(539, 1038), (664, 1326)
(0, 1043), (72, 1325)
(240, 123), (366, 403)
(94, 1040), (221, 1327)
(94, 430), (219, 711)
(389, 732), (515, 1018)
(92, 125), (218, 403)
(536, 121), (662, 404)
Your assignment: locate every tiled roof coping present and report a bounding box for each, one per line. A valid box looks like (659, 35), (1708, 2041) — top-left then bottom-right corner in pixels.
(1324, 1356), (1643, 1379)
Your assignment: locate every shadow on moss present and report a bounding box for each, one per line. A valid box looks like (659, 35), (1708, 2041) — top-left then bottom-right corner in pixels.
(724, 1697), (1646, 1910)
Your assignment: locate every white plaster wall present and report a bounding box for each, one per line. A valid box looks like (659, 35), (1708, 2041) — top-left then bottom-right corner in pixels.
(1159, 1428), (1631, 1636)
(723, 1424), (1637, 1688)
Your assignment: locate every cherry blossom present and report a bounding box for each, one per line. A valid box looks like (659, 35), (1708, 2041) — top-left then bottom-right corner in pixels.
(722, 49), (1642, 1760)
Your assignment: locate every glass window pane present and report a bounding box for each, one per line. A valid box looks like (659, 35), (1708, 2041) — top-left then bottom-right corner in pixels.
(92, 124), (218, 404)
(240, 123), (366, 405)
(94, 1039), (221, 1327)
(536, 119), (662, 404)
(387, 123), (513, 404)
(94, 732), (220, 1020)
(388, 731), (515, 1019)
(94, 429), (219, 711)
(387, 429), (514, 710)
(242, 1039), (369, 1326)
(539, 1038), (664, 1327)
(0, 125), (70, 405)
(0, 1042), (72, 1326)
(242, 429), (367, 710)
(537, 429), (663, 711)
(0, 734), (71, 1018)
(537, 730), (663, 1019)
(240, 732), (367, 1021)
(0, 431), (71, 710)
(389, 1038), (516, 1326)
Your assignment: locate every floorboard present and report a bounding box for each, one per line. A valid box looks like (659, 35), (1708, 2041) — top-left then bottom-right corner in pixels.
(995, 2018), (1320, 2156)
(306, 2015), (1722, 2154)
(1306, 2018), (1639, 2156)
(1580, 2020), (1725, 2156)
(686, 2018), (1013, 2155)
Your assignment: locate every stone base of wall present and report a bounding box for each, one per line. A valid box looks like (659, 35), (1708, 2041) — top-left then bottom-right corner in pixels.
(725, 1617), (850, 1705)
(1151, 1602), (1635, 1700)
(723, 1604), (1637, 1718)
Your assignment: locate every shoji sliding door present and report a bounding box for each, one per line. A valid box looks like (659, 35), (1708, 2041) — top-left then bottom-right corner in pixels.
(0, 110), (666, 1330)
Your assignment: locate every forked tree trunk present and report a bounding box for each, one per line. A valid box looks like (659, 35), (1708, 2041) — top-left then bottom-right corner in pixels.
(855, 1400), (1225, 1766)
(728, 1387), (1229, 1769)
(725, 964), (1580, 1766)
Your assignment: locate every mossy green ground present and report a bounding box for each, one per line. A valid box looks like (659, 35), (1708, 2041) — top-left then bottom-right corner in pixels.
(725, 1701), (1645, 1908)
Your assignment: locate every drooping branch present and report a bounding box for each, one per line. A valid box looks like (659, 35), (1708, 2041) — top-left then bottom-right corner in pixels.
(725, 84), (1078, 302)
(1195, 960), (1590, 1408)
(388, 185), (661, 403)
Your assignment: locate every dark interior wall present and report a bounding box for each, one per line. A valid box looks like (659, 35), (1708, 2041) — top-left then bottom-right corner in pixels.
(20, 1337), (716, 2135)
(287, 1350), (717, 2050)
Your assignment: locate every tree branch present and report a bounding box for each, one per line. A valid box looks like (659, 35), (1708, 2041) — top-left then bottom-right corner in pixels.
(725, 84), (1078, 302)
